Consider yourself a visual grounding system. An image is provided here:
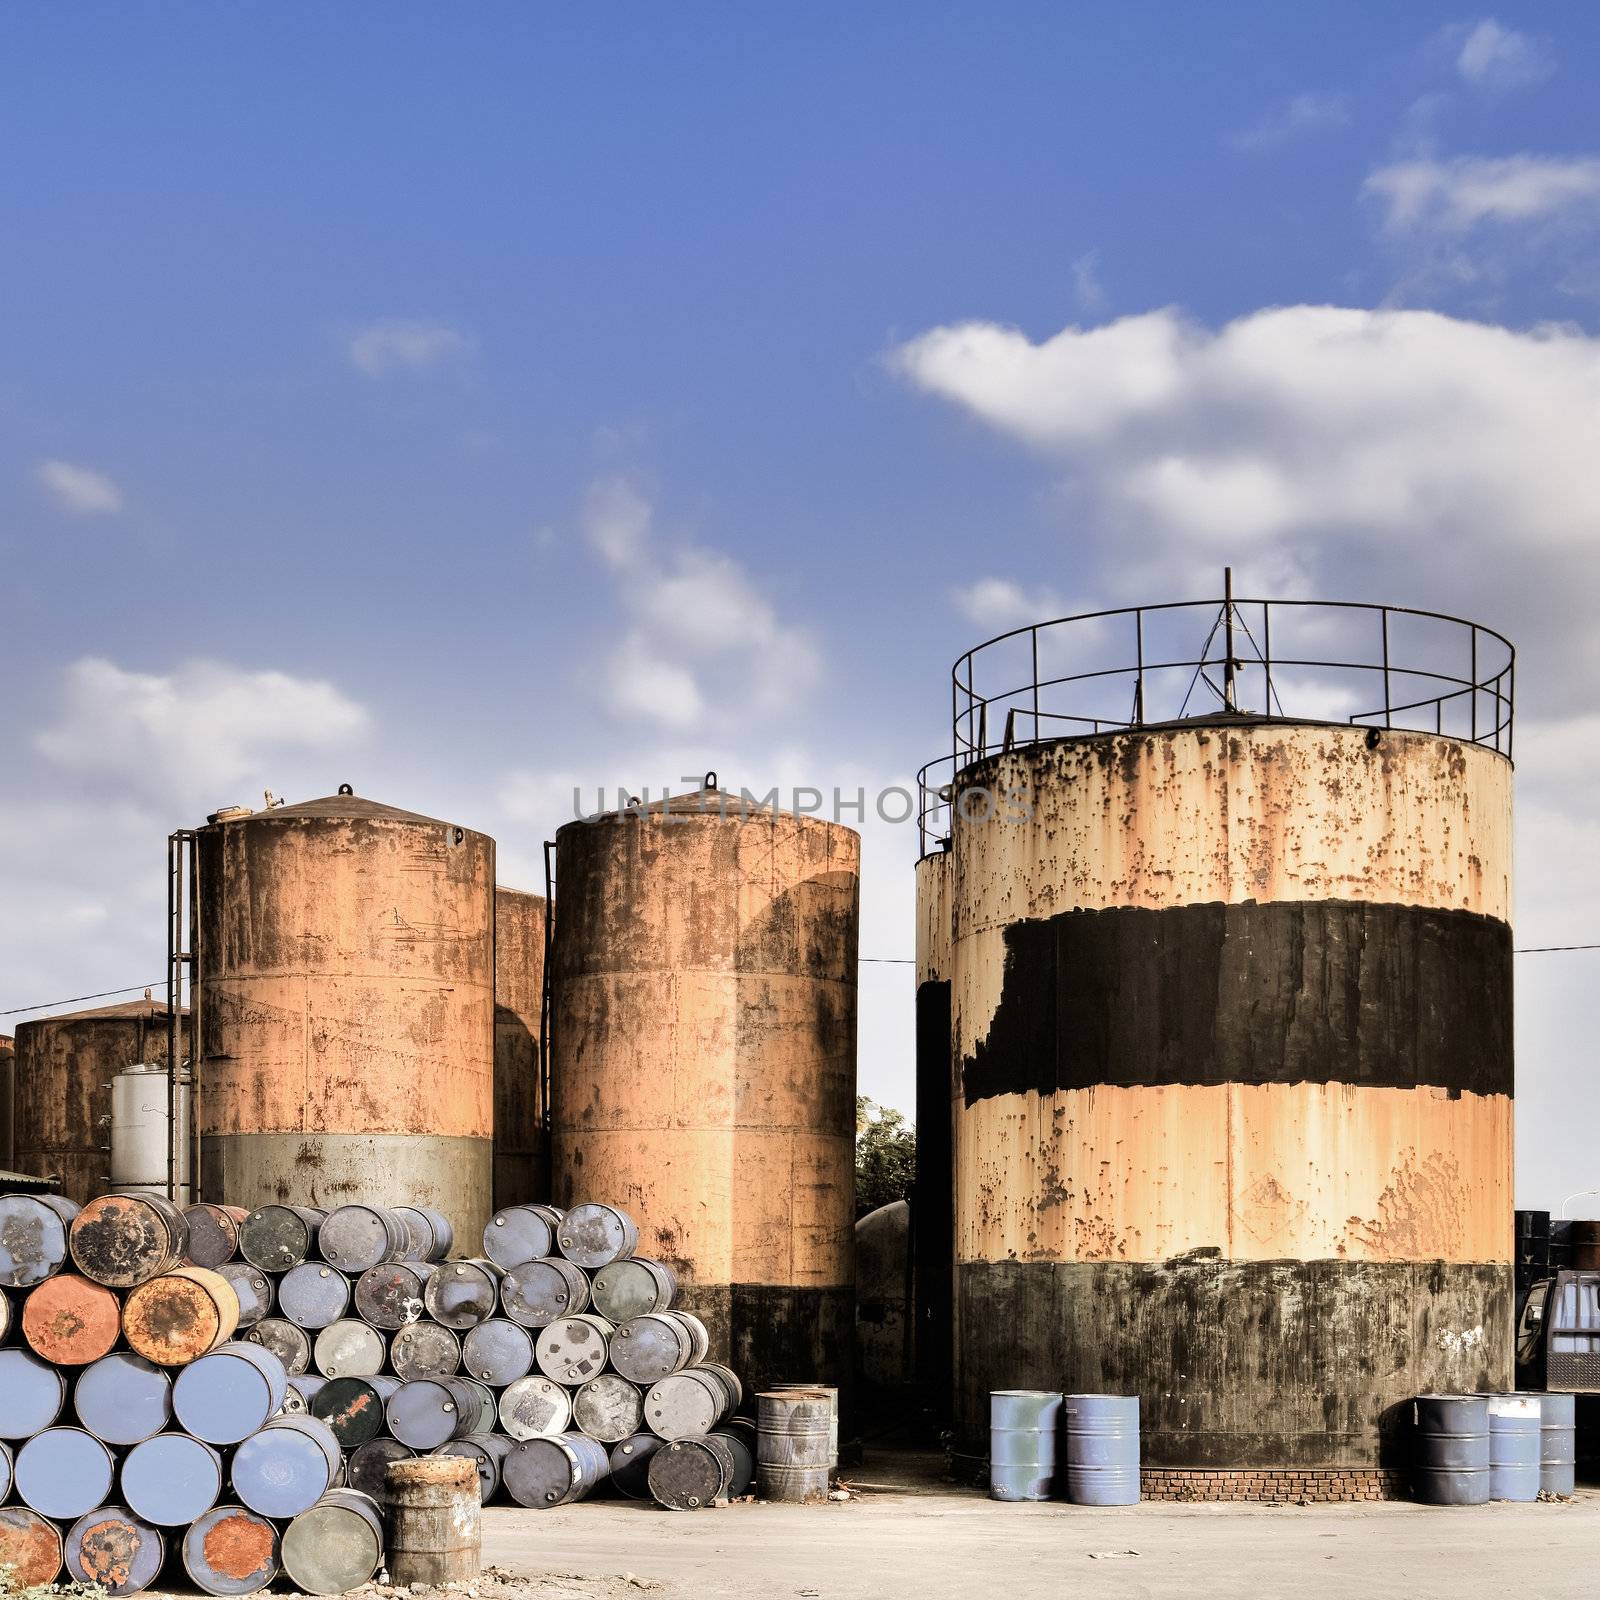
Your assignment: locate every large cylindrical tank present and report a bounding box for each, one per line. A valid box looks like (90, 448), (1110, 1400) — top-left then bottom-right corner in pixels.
(947, 721), (1514, 1477)
(551, 786), (858, 1394)
(13, 1000), (183, 1202)
(196, 791), (495, 1245)
(912, 848), (953, 1412)
(111, 1064), (194, 1203)
(855, 1199), (911, 1394)
(0, 1033), (14, 1171)
(494, 888), (548, 1209)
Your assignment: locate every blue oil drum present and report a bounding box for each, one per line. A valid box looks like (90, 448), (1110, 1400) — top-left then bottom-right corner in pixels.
(503, 1431), (612, 1508)
(122, 1432), (225, 1524)
(318, 1205), (410, 1274)
(394, 1205), (454, 1264)
(174, 1341), (289, 1443)
(386, 1377), (480, 1449)
(0, 1441), (10, 1501)
(183, 1505), (280, 1596)
(65, 1506), (165, 1596)
(988, 1390), (1060, 1502)
(278, 1264), (351, 1330)
(14, 1426), (116, 1519)
(462, 1318), (536, 1386)
(0, 1195), (78, 1287)
(483, 1206), (556, 1269)
(0, 1347), (67, 1437)
(216, 1263), (273, 1328)
(1063, 1393), (1140, 1505)
(501, 1258), (590, 1327)
(231, 1415), (343, 1519)
(74, 1352), (172, 1444)
(1413, 1393), (1490, 1504)
(1541, 1391), (1576, 1497)
(1487, 1394), (1541, 1502)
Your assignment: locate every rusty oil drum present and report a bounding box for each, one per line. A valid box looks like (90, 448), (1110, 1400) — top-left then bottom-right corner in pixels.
(22, 1273), (121, 1364)
(354, 1260), (434, 1329)
(385, 1457), (482, 1587)
(75, 1352), (173, 1445)
(65, 1506), (165, 1597)
(184, 1204), (250, 1269)
(69, 1193), (189, 1287)
(756, 1390), (831, 1503)
(391, 1319), (462, 1380)
(244, 1316), (311, 1375)
(535, 1313), (614, 1385)
(436, 1432), (512, 1502)
(183, 1504), (280, 1596)
(0, 1193), (79, 1287)
(573, 1373), (645, 1443)
(238, 1205), (324, 1272)
(0, 1507), (65, 1587)
(123, 1265), (240, 1365)
(649, 1435), (737, 1510)
(462, 1318), (535, 1386)
(311, 1375), (395, 1449)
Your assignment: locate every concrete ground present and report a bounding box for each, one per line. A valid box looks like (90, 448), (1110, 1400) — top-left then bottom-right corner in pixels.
(468, 1452), (1600, 1600)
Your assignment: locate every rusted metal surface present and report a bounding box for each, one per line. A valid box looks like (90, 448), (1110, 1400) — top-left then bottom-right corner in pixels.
(494, 888), (548, 1210)
(0, 1193), (77, 1287)
(196, 793), (495, 1245)
(0, 1506), (65, 1587)
(184, 1204), (249, 1269)
(69, 1193), (189, 1287)
(385, 1456), (482, 1587)
(943, 720), (1516, 1470)
(21, 1272), (121, 1364)
(183, 1505), (279, 1596)
(122, 1266), (239, 1365)
(0, 1034), (14, 1171)
(551, 790), (858, 1392)
(12, 1001), (185, 1203)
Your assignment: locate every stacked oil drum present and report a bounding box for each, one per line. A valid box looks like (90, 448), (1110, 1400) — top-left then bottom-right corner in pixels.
(0, 1191), (373, 1597)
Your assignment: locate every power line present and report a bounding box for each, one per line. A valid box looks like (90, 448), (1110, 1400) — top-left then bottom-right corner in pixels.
(1514, 943), (1600, 954)
(1, 982), (166, 1019)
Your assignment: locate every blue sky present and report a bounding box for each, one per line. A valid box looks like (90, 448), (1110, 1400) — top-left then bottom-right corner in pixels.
(4, 7), (1599, 1207)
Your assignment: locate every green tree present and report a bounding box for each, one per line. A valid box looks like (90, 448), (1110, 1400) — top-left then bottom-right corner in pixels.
(855, 1095), (916, 1218)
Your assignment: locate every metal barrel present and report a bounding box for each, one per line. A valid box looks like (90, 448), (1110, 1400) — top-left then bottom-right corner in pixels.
(482, 1205), (556, 1269)
(68, 1193), (189, 1287)
(501, 1257), (589, 1326)
(1541, 1390), (1577, 1497)
(394, 1206), (454, 1264)
(770, 1381), (835, 1471)
(0, 1347), (67, 1437)
(65, 1506), (165, 1596)
(0, 1194), (78, 1287)
(174, 1340), (290, 1443)
(424, 1258), (504, 1329)
(498, 1374), (573, 1440)
(610, 1313), (694, 1384)
(281, 1380), (310, 1414)
(664, 1309), (711, 1365)
(989, 1390), (1061, 1502)
(122, 1431), (225, 1524)
(1413, 1393), (1491, 1505)
(238, 1205), (325, 1272)
(535, 1312), (614, 1385)
(0, 1441), (9, 1501)
(646, 1369), (734, 1440)
(355, 1261), (434, 1329)
(314, 1318), (386, 1378)
(590, 1257), (677, 1322)
(278, 1262), (352, 1329)
(435, 1433), (511, 1503)
(1488, 1393), (1542, 1502)
(183, 1504), (280, 1596)
(318, 1204), (412, 1273)
(1573, 1220), (1600, 1271)
(386, 1377), (481, 1449)
(123, 1265), (241, 1365)
(608, 1433), (665, 1499)
(14, 1426), (116, 1519)
(0, 1285), (9, 1341)
(232, 1414), (344, 1519)
(502, 1432), (611, 1508)
(462, 1318), (536, 1386)
(74, 1352), (173, 1444)
(756, 1390), (832, 1503)
(348, 1437), (416, 1504)
(216, 1262), (273, 1327)
(312, 1376), (391, 1448)
(460, 1375), (498, 1433)
(0, 1506), (65, 1586)
(184, 1203), (250, 1269)
(290, 1373), (330, 1407)
(391, 1320), (462, 1380)
(244, 1317), (311, 1375)
(557, 1202), (639, 1270)
(386, 1456), (482, 1586)
(650, 1435), (736, 1510)
(710, 1428), (755, 1497)
(22, 1273), (121, 1364)
(1062, 1393), (1140, 1506)
(281, 1489), (386, 1596)
(573, 1373), (645, 1443)
(702, 1361), (745, 1410)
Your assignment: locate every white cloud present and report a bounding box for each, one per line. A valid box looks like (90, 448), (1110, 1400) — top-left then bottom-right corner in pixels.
(1229, 91), (1350, 152)
(582, 478), (653, 570)
(952, 578), (1066, 630)
(35, 658), (371, 803)
(1365, 154), (1600, 232)
(348, 319), (469, 376)
(1454, 19), (1553, 90)
(1070, 251), (1107, 314)
(36, 459), (124, 516)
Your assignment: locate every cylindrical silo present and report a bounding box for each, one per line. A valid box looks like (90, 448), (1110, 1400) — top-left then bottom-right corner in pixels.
(911, 847), (953, 1414)
(0, 1033), (14, 1171)
(948, 720), (1513, 1487)
(13, 1000), (184, 1203)
(551, 784), (858, 1394)
(493, 888), (548, 1209)
(196, 790), (495, 1245)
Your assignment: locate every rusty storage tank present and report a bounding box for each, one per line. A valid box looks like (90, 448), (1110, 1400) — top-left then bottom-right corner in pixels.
(493, 888), (548, 1209)
(0, 1034), (13, 1171)
(196, 789), (495, 1245)
(931, 589), (1516, 1494)
(12, 1000), (185, 1203)
(855, 1199), (911, 1396)
(551, 780), (858, 1394)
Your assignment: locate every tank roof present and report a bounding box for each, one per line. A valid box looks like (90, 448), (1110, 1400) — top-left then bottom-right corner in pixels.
(218, 792), (461, 828)
(561, 784), (794, 828)
(17, 998), (183, 1026)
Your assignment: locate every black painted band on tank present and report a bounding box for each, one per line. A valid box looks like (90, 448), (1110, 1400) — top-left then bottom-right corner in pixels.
(961, 899), (1512, 1103)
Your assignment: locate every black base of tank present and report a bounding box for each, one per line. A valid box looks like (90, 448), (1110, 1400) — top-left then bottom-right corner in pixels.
(956, 1256), (1512, 1468)
(671, 1282), (854, 1402)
